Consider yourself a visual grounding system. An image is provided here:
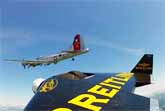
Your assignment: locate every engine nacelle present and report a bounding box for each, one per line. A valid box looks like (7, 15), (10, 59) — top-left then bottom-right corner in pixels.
(32, 78), (45, 94)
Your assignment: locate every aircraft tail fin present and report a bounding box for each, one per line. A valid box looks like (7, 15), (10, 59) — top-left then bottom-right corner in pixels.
(131, 54), (153, 87)
(71, 34), (85, 51)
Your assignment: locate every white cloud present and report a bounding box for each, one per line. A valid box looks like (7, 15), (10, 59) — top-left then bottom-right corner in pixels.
(0, 28), (73, 56)
(0, 95), (31, 106)
(1, 27), (147, 56)
(135, 80), (165, 110)
(87, 37), (146, 55)
(134, 80), (165, 98)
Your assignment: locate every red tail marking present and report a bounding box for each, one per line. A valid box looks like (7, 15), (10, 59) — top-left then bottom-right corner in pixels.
(73, 34), (81, 51)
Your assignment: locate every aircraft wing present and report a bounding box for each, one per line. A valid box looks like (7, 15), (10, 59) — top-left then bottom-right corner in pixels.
(3, 59), (47, 63)
(3, 59), (25, 62)
(24, 54), (159, 111)
(3, 59), (48, 68)
(24, 71), (159, 111)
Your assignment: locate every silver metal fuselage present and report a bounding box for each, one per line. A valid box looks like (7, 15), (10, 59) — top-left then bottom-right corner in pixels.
(37, 48), (89, 65)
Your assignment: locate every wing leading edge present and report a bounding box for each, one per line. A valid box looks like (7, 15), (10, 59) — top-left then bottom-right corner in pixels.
(3, 59), (49, 68)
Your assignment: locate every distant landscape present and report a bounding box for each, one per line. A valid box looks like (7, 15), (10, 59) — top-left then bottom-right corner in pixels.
(0, 105), (23, 111)
(156, 93), (165, 111)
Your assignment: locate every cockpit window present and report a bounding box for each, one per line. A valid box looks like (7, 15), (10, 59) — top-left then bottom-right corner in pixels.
(57, 71), (94, 80)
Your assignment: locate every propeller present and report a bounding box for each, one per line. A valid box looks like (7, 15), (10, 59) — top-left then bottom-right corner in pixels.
(22, 63), (26, 69)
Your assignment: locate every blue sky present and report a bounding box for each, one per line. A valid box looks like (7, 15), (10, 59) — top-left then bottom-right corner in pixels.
(0, 0), (165, 106)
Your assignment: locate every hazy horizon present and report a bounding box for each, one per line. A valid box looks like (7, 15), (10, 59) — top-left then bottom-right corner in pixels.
(1, 0), (165, 110)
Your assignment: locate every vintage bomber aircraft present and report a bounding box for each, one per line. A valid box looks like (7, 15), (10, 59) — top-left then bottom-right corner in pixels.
(24, 54), (159, 111)
(4, 34), (89, 68)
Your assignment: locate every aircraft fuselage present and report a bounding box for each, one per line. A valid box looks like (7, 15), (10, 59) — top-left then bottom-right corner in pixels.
(37, 48), (89, 65)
